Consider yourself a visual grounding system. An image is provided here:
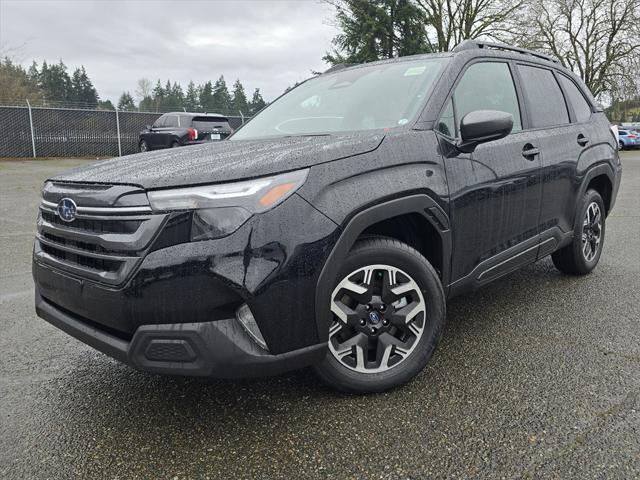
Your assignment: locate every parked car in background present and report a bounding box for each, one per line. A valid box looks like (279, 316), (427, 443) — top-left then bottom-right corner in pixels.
(617, 129), (638, 150)
(139, 112), (232, 152)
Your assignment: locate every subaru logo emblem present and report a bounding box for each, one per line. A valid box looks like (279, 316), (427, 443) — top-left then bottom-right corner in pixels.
(57, 198), (77, 222)
(368, 311), (381, 324)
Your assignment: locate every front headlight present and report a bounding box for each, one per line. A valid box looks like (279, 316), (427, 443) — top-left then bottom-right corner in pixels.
(147, 169), (309, 240)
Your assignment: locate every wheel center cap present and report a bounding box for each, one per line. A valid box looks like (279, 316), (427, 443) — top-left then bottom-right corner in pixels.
(368, 311), (382, 324)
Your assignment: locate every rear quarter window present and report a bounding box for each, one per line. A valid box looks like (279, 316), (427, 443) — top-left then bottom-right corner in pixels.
(558, 75), (592, 123)
(517, 65), (570, 128)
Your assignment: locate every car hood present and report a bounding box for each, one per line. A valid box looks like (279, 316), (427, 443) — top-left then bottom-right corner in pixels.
(51, 133), (385, 190)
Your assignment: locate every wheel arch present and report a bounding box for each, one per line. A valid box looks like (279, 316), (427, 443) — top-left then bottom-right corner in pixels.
(315, 194), (451, 342)
(580, 163), (615, 215)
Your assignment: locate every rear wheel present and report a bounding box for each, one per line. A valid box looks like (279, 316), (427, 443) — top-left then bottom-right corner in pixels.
(139, 140), (148, 152)
(552, 189), (605, 275)
(618, 140), (624, 150)
(171, 140), (179, 148)
(314, 237), (445, 393)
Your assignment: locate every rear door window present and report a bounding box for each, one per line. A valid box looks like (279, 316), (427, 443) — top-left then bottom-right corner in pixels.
(440, 61), (522, 137)
(517, 65), (570, 128)
(164, 115), (179, 128)
(558, 75), (592, 123)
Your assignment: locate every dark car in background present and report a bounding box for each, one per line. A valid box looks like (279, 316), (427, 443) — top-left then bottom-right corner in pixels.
(138, 112), (232, 152)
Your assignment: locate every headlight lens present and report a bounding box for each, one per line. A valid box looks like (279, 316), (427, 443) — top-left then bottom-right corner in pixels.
(191, 207), (252, 241)
(147, 169), (309, 240)
(147, 169), (309, 212)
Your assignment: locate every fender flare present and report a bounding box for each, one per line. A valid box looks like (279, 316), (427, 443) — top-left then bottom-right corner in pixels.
(577, 162), (616, 211)
(314, 194), (452, 342)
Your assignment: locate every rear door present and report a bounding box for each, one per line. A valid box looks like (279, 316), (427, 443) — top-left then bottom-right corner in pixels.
(515, 64), (596, 255)
(439, 60), (545, 287)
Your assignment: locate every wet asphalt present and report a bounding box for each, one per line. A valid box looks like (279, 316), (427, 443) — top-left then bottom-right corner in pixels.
(1, 154), (639, 479)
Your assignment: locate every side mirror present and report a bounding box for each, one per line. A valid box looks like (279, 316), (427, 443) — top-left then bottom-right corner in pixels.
(457, 110), (513, 153)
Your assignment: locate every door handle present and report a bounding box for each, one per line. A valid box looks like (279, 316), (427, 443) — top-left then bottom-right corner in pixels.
(577, 134), (589, 146)
(522, 144), (540, 160)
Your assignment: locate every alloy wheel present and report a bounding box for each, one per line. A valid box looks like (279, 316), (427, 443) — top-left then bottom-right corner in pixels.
(582, 201), (602, 262)
(328, 264), (426, 373)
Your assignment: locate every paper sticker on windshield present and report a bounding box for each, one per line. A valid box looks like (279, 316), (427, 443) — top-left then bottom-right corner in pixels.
(404, 66), (426, 76)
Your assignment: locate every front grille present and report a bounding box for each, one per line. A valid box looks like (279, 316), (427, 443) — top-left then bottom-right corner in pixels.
(40, 242), (122, 272)
(35, 186), (167, 286)
(41, 210), (142, 234)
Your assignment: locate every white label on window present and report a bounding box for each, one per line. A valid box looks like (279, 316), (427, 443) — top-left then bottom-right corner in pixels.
(404, 66), (426, 76)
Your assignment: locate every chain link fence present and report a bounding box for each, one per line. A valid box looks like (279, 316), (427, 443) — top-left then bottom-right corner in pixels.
(0, 103), (249, 158)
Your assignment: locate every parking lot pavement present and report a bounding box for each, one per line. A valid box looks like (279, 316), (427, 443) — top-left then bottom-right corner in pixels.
(1, 153), (639, 479)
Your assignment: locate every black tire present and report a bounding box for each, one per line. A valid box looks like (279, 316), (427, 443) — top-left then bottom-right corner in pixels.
(618, 140), (624, 150)
(314, 236), (445, 393)
(171, 140), (180, 148)
(139, 140), (149, 152)
(552, 189), (605, 275)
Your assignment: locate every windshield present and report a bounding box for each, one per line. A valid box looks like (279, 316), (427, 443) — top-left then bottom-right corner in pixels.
(232, 58), (447, 140)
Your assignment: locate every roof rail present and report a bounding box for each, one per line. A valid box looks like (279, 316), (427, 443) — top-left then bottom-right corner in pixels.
(452, 40), (559, 64)
(323, 63), (358, 74)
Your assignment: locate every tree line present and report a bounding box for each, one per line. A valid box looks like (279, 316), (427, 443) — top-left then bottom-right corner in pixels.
(118, 76), (267, 116)
(0, 58), (104, 108)
(0, 58), (268, 116)
(324, 0), (640, 106)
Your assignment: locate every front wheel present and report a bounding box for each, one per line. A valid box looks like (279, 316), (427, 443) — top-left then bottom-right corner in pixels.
(552, 189), (605, 275)
(314, 237), (445, 393)
(139, 140), (149, 152)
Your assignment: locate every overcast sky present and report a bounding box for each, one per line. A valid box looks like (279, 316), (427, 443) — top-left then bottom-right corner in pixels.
(0, 0), (340, 103)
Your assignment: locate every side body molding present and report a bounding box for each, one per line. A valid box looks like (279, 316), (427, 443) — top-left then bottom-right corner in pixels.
(314, 194), (452, 342)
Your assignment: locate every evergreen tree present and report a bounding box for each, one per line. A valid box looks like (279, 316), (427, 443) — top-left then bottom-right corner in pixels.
(185, 80), (199, 111)
(211, 75), (232, 114)
(249, 88), (267, 115)
(199, 81), (214, 112)
(70, 66), (98, 106)
(152, 79), (165, 111)
(27, 61), (39, 82)
(39, 60), (73, 103)
(97, 99), (115, 110)
(324, 0), (430, 65)
(117, 91), (136, 110)
(138, 96), (155, 112)
(167, 81), (184, 110)
(231, 78), (249, 115)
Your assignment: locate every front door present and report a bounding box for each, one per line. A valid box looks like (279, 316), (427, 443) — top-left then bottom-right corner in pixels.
(437, 61), (544, 288)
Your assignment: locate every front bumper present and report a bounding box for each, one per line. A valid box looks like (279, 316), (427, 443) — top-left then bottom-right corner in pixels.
(36, 288), (326, 377)
(33, 193), (340, 376)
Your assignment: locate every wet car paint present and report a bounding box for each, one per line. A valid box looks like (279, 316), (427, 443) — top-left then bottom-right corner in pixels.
(33, 46), (621, 378)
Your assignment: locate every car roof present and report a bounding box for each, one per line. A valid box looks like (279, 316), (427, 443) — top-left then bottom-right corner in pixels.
(323, 41), (562, 76)
(164, 112), (229, 119)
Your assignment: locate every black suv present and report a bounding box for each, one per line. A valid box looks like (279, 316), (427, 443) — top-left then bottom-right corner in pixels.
(138, 112), (232, 152)
(34, 42), (622, 393)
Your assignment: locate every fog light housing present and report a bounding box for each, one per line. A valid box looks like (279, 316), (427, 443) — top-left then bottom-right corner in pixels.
(236, 303), (268, 351)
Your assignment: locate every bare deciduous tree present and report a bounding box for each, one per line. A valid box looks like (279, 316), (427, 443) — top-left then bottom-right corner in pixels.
(415, 0), (524, 51)
(513, 0), (640, 99)
(135, 78), (152, 102)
